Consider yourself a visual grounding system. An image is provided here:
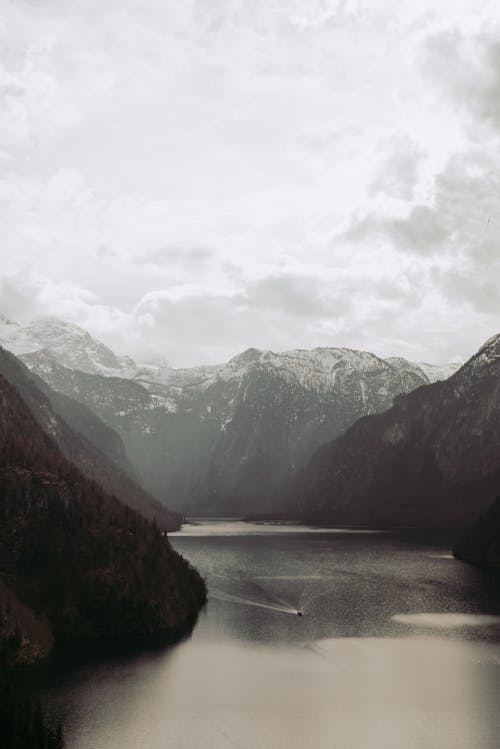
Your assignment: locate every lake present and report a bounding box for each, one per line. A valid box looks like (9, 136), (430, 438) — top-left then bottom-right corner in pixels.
(32, 520), (500, 749)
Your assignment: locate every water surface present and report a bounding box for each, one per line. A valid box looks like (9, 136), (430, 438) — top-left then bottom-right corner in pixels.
(33, 520), (500, 748)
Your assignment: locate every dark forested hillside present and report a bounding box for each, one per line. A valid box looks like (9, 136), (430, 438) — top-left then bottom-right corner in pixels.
(286, 333), (500, 527)
(0, 679), (64, 749)
(453, 495), (500, 568)
(0, 348), (181, 530)
(0, 371), (206, 657)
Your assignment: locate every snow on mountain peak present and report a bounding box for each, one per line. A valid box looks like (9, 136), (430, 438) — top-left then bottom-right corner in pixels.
(478, 332), (500, 356)
(25, 317), (101, 346)
(415, 361), (463, 383)
(462, 332), (500, 377)
(215, 345), (406, 392)
(0, 314), (42, 356)
(0, 310), (470, 389)
(21, 317), (125, 375)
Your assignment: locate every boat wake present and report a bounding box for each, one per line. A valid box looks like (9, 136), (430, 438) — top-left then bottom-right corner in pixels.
(210, 590), (300, 615)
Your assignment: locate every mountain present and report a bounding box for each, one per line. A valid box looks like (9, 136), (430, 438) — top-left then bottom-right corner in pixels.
(0, 313), (226, 386)
(0, 348), (181, 530)
(0, 314), (42, 356)
(0, 346), (132, 475)
(21, 318), (136, 377)
(415, 360), (463, 383)
(0, 313), (135, 376)
(286, 333), (500, 527)
(0, 312), (460, 515)
(453, 494), (500, 568)
(135, 361), (224, 387)
(0, 314), (225, 387)
(385, 357), (461, 384)
(0, 313), (461, 388)
(0, 369), (206, 664)
(20, 342), (444, 515)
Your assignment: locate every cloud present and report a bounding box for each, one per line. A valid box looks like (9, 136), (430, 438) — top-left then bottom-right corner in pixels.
(345, 205), (449, 255)
(129, 273), (352, 364)
(243, 275), (349, 319)
(2, 1), (500, 366)
(369, 133), (424, 201)
(421, 27), (500, 134)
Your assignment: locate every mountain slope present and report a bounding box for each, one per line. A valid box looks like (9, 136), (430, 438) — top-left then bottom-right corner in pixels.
(287, 334), (500, 526)
(0, 347), (132, 476)
(0, 315), (171, 382)
(453, 495), (500, 568)
(0, 314), (42, 356)
(0, 371), (205, 655)
(1, 312), (459, 516)
(22, 318), (135, 377)
(0, 348), (181, 530)
(21, 344), (435, 514)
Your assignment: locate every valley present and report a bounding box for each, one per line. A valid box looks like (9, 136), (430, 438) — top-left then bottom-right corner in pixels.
(1, 313), (500, 749)
(0, 314), (460, 516)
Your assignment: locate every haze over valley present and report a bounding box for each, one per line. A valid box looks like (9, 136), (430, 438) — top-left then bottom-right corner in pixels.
(0, 312), (463, 517)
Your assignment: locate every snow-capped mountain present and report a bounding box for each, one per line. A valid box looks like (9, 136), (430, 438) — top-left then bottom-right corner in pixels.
(415, 360), (463, 383)
(0, 314), (138, 376)
(19, 336), (454, 515)
(135, 360), (224, 387)
(288, 332), (500, 526)
(0, 346), (181, 530)
(0, 313), (460, 387)
(0, 311), (463, 515)
(21, 318), (138, 377)
(0, 313), (42, 356)
(0, 314), (221, 384)
(218, 347), (428, 394)
(385, 357), (462, 384)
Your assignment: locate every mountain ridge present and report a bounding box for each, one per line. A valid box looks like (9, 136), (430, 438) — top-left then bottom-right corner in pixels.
(0, 313), (460, 385)
(0, 369), (206, 665)
(0, 347), (181, 530)
(17, 335), (447, 515)
(0, 312), (465, 517)
(284, 332), (500, 527)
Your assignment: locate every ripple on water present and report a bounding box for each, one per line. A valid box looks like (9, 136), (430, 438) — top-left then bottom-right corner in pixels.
(392, 613), (500, 628)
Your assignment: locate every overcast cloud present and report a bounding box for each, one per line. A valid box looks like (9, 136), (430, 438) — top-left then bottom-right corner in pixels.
(1, 0), (499, 365)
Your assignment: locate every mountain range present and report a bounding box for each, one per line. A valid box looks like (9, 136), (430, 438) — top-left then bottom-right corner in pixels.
(287, 333), (500, 527)
(1, 308), (498, 747)
(0, 314), (460, 515)
(0, 348), (181, 530)
(1, 309), (499, 560)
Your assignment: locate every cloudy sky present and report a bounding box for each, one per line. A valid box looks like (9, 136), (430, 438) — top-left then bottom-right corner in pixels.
(1, 0), (499, 366)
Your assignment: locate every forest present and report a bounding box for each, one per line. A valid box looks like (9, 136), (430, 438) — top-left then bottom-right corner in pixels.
(0, 372), (207, 745)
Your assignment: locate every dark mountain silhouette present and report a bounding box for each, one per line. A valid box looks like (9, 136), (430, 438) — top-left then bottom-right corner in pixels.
(0, 348), (181, 530)
(453, 495), (500, 568)
(285, 333), (500, 527)
(0, 369), (206, 662)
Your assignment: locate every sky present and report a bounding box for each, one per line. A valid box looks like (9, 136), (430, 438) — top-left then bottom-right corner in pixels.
(1, 0), (499, 366)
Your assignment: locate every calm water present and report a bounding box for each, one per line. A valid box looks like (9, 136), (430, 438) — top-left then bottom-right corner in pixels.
(31, 521), (500, 749)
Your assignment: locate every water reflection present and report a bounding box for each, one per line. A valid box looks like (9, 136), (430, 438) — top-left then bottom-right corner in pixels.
(170, 519), (386, 536)
(33, 523), (500, 749)
(392, 613), (500, 628)
(41, 636), (500, 749)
